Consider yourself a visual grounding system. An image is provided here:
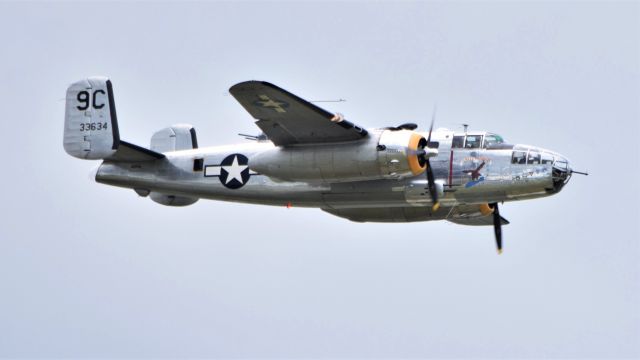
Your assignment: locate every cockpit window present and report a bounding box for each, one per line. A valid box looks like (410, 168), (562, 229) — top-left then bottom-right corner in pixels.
(527, 151), (541, 164)
(512, 151), (527, 164)
(465, 135), (482, 148)
(484, 134), (505, 148)
(541, 153), (554, 164)
(452, 136), (465, 148)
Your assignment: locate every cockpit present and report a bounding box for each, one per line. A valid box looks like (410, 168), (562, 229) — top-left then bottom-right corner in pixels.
(510, 145), (572, 192)
(451, 132), (511, 149)
(447, 129), (574, 193)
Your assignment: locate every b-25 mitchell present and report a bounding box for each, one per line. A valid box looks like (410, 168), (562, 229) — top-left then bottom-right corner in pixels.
(64, 77), (585, 253)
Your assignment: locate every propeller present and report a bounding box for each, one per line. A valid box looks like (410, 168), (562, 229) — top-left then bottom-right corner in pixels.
(490, 202), (503, 254)
(418, 109), (504, 252)
(423, 107), (440, 212)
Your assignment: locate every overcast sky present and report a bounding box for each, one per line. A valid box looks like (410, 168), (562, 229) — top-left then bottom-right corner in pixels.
(0, 1), (638, 358)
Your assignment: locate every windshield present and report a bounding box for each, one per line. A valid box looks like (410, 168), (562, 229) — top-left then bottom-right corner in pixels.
(484, 133), (505, 148)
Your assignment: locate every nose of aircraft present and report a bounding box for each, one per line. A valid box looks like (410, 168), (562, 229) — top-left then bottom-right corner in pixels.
(550, 153), (572, 193)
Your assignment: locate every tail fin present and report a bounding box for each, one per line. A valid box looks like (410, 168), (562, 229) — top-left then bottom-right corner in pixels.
(150, 124), (198, 153)
(63, 77), (163, 161)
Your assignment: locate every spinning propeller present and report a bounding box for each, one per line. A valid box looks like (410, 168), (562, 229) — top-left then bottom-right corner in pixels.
(418, 114), (504, 254)
(420, 107), (440, 212)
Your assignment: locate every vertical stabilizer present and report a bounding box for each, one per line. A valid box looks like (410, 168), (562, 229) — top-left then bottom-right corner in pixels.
(150, 124), (198, 153)
(63, 77), (120, 159)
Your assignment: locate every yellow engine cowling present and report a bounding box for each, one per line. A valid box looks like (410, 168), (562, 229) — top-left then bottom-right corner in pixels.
(479, 203), (495, 216)
(376, 129), (427, 177)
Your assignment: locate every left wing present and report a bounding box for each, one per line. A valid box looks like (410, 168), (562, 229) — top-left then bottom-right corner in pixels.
(229, 81), (368, 146)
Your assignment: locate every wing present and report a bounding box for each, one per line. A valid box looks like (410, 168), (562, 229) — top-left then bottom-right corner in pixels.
(229, 81), (368, 146)
(322, 204), (509, 225)
(322, 206), (446, 223)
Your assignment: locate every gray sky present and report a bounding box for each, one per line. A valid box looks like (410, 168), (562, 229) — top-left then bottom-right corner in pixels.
(1, 1), (638, 358)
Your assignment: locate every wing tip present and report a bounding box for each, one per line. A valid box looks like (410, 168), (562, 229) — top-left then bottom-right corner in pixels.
(229, 80), (279, 93)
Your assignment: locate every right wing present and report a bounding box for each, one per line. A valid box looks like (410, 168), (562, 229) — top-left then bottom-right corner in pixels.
(229, 81), (368, 146)
(322, 204), (509, 224)
(322, 206), (445, 223)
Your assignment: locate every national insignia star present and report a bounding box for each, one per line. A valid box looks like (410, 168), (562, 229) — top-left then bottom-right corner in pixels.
(257, 95), (286, 113)
(222, 155), (248, 184)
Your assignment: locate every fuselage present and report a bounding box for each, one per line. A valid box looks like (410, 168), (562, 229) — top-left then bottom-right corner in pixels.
(95, 128), (573, 212)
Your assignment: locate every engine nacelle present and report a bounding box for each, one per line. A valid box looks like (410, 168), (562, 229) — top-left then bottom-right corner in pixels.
(377, 129), (428, 177)
(478, 203), (495, 216)
(249, 129), (429, 182)
(149, 192), (199, 207)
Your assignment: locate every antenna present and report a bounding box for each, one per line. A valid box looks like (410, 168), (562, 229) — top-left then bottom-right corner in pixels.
(462, 123), (469, 134)
(238, 133), (258, 140)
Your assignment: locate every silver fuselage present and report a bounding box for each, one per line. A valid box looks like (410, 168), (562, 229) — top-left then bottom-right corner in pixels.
(95, 129), (572, 220)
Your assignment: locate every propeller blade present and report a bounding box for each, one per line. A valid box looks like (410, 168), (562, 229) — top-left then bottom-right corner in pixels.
(424, 105), (439, 211)
(426, 105), (436, 144)
(490, 202), (503, 254)
(425, 159), (439, 211)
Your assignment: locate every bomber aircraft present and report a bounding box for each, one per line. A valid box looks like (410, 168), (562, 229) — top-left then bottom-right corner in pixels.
(63, 77), (586, 254)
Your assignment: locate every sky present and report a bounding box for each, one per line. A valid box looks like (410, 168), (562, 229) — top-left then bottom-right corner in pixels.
(0, 1), (638, 358)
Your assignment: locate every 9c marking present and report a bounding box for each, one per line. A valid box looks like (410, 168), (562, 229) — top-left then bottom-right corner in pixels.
(76, 89), (106, 111)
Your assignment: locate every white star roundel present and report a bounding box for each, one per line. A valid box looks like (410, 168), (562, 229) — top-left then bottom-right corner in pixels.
(204, 154), (252, 189)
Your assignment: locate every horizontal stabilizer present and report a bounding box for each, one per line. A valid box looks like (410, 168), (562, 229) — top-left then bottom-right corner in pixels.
(106, 141), (165, 162)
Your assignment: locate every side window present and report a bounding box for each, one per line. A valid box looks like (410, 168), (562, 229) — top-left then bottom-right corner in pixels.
(465, 135), (482, 148)
(541, 153), (554, 164)
(527, 151), (541, 164)
(193, 158), (204, 171)
(452, 136), (465, 148)
(512, 151), (527, 164)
